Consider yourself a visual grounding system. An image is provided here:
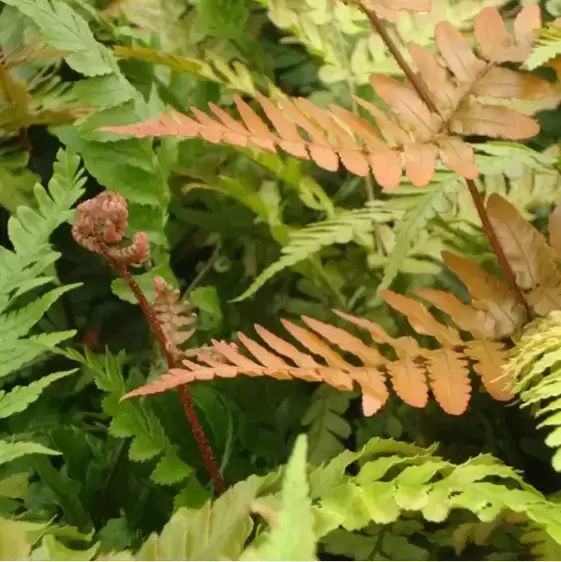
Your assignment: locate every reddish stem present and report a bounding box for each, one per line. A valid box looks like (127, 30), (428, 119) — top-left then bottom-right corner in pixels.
(111, 258), (226, 494)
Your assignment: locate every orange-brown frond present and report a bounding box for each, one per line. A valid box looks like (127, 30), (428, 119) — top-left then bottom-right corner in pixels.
(101, 5), (548, 189)
(464, 341), (513, 401)
(442, 251), (528, 339)
(426, 349), (471, 415)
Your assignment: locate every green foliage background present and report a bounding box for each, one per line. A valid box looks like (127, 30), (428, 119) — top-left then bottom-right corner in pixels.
(0, 0), (560, 559)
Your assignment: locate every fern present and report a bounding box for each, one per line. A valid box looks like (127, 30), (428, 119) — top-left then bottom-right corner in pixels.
(0, 148), (85, 469)
(121, 193), (561, 416)
(378, 176), (464, 294)
(0, 370), (76, 419)
(130, 474), (272, 560)
(0, 149), (84, 379)
(302, 385), (353, 465)
(504, 312), (561, 471)
(105, 6), (549, 189)
(4, 0), (173, 246)
(256, 0), (509, 86)
(311, 438), (561, 547)
(233, 201), (397, 301)
(1, 436), (560, 559)
(241, 435), (316, 561)
(63, 348), (194, 487)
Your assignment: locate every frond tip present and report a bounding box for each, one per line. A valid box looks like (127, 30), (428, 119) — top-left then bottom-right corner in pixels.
(72, 191), (151, 267)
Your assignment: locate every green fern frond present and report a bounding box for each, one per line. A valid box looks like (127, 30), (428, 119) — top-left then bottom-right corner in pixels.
(0, 149), (84, 381)
(0, 148), (86, 300)
(0, 440), (60, 467)
(313, 438), (561, 547)
(233, 202), (397, 302)
(64, 348), (193, 486)
(0, 369), (76, 419)
(301, 385), (353, 466)
(504, 311), (561, 471)
(525, 23), (561, 70)
(134, 475), (271, 560)
(378, 177), (464, 294)
(241, 435), (316, 561)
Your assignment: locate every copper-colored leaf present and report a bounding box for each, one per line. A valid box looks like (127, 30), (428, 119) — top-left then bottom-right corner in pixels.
(369, 74), (441, 140)
(296, 98), (370, 176)
(355, 96), (410, 145)
(301, 316), (386, 366)
(464, 341), (513, 401)
(513, 4), (541, 59)
(414, 288), (486, 338)
(486, 194), (558, 290)
(442, 251), (528, 338)
(527, 281), (561, 316)
(403, 142), (438, 187)
(253, 92), (309, 160)
(277, 97), (339, 171)
(426, 349), (471, 415)
(438, 137), (479, 179)
(380, 289), (462, 346)
(435, 21), (486, 84)
(330, 104), (403, 187)
(360, 369), (390, 416)
(387, 357), (429, 408)
(233, 95), (277, 152)
(299, 316), (390, 414)
(473, 7), (511, 63)
(408, 42), (458, 112)
(450, 101), (540, 140)
(473, 67), (552, 100)
(334, 309), (421, 356)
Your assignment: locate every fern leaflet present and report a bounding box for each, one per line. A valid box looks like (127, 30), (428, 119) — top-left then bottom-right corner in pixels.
(233, 202), (396, 301)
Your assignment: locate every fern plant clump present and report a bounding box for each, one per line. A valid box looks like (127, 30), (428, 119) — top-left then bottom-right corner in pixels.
(1, 0), (561, 560)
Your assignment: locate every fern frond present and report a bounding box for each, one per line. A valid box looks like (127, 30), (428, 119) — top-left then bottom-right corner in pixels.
(301, 385), (353, 465)
(65, 348), (193, 486)
(0, 370), (76, 419)
(504, 312), (561, 471)
(0, 440), (60, 467)
(121, 288), (511, 416)
(134, 474), (271, 560)
(313, 437), (561, 546)
(123, 192), (561, 416)
(153, 276), (197, 349)
(104, 6), (549, 188)
(378, 177), (463, 293)
(0, 149), (84, 381)
(257, 0), (512, 86)
(241, 435), (316, 561)
(233, 202), (398, 301)
(0, 149), (86, 297)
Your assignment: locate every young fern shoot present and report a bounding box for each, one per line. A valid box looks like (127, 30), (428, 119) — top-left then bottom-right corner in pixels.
(72, 191), (226, 494)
